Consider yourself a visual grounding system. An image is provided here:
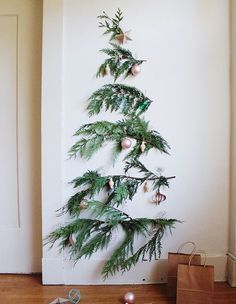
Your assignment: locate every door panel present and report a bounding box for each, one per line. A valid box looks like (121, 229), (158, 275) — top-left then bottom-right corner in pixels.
(0, 0), (42, 273)
(0, 15), (18, 228)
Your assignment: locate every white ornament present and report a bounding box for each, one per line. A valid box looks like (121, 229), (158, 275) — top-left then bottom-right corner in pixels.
(69, 234), (76, 246)
(121, 138), (132, 149)
(140, 141), (146, 152)
(79, 200), (88, 209)
(131, 64), (141, 76)
(109, 178), (114, 189)
(123, 292), (135, 304)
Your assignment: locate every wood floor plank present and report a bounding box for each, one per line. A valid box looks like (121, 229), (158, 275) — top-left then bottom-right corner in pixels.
(0, 274), (236, 303)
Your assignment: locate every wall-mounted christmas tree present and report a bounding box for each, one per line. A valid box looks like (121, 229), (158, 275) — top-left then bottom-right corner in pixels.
(46, 9), (179, 279)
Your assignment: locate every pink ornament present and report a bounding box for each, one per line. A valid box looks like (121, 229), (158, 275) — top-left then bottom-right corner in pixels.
(155, 190), (166, 205)
(123, 292), (135, 303)
(69, 234), (76, 246)
(131, 64), (141, 76)
(79, 201), (88, 209)
(121, 138), (132, 149)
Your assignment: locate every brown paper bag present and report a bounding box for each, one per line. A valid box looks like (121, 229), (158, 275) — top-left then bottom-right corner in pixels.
(176, 251), (214, 304)
(167, 242), (201, 297)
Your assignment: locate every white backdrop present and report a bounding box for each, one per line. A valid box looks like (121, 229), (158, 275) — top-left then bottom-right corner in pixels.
(42, 0), (230, 284)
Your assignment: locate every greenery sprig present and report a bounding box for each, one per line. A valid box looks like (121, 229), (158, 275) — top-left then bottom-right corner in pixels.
(45, 200), (179, 278)
(87, 84), (152, 117)
(97, 43), (145, 81)
(59, 166), (175, 216)
(68, 117), (169, 161)
(98, 9), (124, 41)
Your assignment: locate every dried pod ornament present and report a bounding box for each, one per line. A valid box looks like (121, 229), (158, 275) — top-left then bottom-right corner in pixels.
(154, 190), (166, 205)
(79, 200), (88, 210)
(108, 177), (114, 189)
(140, 140), (146, 153)
(68, 234), (76, 246)
(143, 181), (149, 193)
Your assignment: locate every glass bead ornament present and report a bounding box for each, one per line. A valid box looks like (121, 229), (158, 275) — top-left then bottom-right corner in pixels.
(138, 100), (150, 112)
(131, 64), (141, 76)
(123, 292), (135, 304)
(155, 190), (166, 205)
(121, 138), (132, 149)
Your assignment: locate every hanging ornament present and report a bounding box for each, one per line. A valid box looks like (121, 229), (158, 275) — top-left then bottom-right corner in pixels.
(154, 190), (166, 205)
(79, 200), (88, 210)
(69, 234), (76, 246)
(140, 141), (146, 153)
(131, 64), (141, 76)
(108, 177), (114, 189)
(103, 65), (109, 76)
(138, 100), (150, 112)
(121, 138), (132, 149)
(123, 292), (135, 304)
(143, 181), (149, 193)
(115, 30), (132, 44)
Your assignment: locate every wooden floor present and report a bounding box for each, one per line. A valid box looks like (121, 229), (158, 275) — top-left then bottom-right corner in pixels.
(0, 274), (236, 304)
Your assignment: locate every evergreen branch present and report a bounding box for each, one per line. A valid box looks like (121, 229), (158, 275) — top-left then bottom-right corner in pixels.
(124, 160), (175, 188)
(102, 218), (179, 278)
(97, 9), (123, 41)
(45, 214), (180, 278)
(68, 117), (169, 160)
(102, 231), (135, 278)
(59, 189), (90, 216)
(87, 84), (152, 117)
(59, 167), (175, 215)
(97, 43), (145, 81)
(86, 200), (131, 223)
(44, 218), (104, 251)
(106, 179), (140, 207)
(76, 229), (112, 259)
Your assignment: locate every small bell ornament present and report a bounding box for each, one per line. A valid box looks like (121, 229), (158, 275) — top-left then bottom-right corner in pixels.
(131, 64), (141, 76)
(109, 177), (114, 189)
(123, 292), (135, 304)
(140, 141), (146, 153)
(121, 138), (132, 149)
(155, 190), (166, 205)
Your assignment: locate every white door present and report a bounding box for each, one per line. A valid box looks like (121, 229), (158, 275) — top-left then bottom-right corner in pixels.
(0, 0), (42, 273)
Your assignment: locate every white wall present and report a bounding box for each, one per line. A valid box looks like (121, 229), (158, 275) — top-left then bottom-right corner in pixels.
(43, 0), (230, 284)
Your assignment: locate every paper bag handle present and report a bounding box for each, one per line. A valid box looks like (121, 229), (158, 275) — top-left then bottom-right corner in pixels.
(177, 241), (197, 254)
(189, 249), (207, 267)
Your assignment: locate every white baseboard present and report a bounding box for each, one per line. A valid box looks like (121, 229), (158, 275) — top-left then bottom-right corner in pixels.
(42, 254), (227, 285)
